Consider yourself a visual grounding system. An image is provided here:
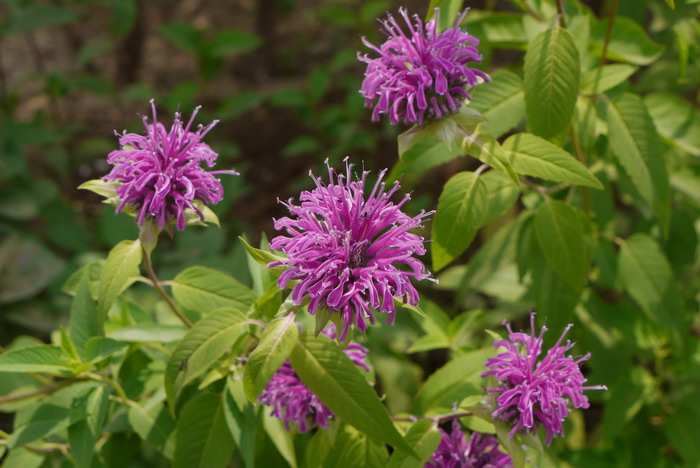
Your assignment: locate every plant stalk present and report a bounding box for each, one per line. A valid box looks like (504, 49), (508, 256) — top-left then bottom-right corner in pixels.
(142, 247), (192, 328)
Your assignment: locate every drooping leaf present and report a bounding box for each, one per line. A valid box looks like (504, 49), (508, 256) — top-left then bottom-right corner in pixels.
(262, 410), (298, 468)
(68, 384), (111, 468)
(534, 200), (591, 292)
(503, 133), (602, 188)
(171, 266), (256, 316)
(97, 240), (142, 322)
(8, 404), (87, 448)
(523, 27), (580, 139)
(607, 93), (670, 233)
(165, 308), (250, 408)
(223, 380), (257, 468)
(244, 312), (299, 401)
(173, 393), (235, 468)
(128, 395), (176, 458)
(290, 334), (414, 455)
(469, 70), (526, 138)
(386, 420), (441, 468)
(431, 171), (488, 271)
(322, 424), (389, 468)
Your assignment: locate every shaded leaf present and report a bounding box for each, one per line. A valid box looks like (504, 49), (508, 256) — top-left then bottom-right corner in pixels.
(171, 266), (256, 316)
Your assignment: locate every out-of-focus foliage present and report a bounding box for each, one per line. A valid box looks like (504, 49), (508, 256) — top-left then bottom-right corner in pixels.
(0, 0), (698, 467)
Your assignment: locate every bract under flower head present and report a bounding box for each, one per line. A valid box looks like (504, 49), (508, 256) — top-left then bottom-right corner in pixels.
(481, 313), (607, 445)
(359, 8), (489, 125)
(269, 159), (434, 341)
(103, 100), (237, 231)
(258, 324), (370, 432)
(426, 420), (512, 468)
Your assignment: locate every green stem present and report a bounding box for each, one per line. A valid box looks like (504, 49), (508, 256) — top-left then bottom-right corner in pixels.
(555, 0), (567, 28)
(600, 0), (620, 66)
(142, 247), (192, 328)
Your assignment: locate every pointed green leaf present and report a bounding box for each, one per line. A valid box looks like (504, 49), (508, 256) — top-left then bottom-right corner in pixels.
(644, 92), (700, 157)
(607, 93), (670, 232)
(128, 396), (176, 458)
(244, 312), (299, 401)
(322, 424), (388, 468)
(0, 345), (71, 374)
(534, 200), (590, 292)
(8, 404), (88, 448)
(97, 239), (142, 321)
(173, 393), (235, 468)
(503, 133), (602, 188)
(171, 266), (256, 315)
(166, 308), (250, 408)
(469, 70), (525, 138)
(108, 323), (187, 343)
(290, 334), (414, 455)
(459, 124), (519, 184)
(591, 17), (665, 65)
(262, 410), (298, 468)
(524, 27), (580, 138)
(69, 384), (111, 468)
(432, 171), (488, 271)
(386, 420), (441, 468)
(580, 64), (637, 95)
(223, 380), (257, 468)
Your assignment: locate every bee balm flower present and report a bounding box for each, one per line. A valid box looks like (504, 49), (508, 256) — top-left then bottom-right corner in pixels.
(481, 314), (607, 445)
(103, 100), (237, 230)
(359, 8), (488, 125)
(426, 421), (512, 468)
(269, 160), (433, 341)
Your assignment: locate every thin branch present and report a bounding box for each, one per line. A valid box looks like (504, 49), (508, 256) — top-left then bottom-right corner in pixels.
(0, 379), (83, 404)
(142, 247), (192, 328)
(599, 0), (620, 67)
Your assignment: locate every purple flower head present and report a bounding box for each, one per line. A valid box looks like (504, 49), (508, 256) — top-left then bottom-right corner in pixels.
(426, 420), (512, 468)
(269, 159), (434, 341)
(359, 8), (489, 125)
(258, 324), (370, 432)
(103, 100), (237, 231)
(481, 313), (607, 445)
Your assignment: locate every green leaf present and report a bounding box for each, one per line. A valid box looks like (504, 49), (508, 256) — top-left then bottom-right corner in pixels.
(534, 200), (590, 292)
(165, 308), (250, 408)
(173, 393), (235, 468)
(171, 266), (256, 316)
(523, 27), (580, 139)
(0, 345), (71, 374)
(464, 13), (527, 49)
(68, 384), (111, 468)
(426, 0), (464, 32)
(8, 404), (87, 448)
(108, 323), (187, 343)
(580, 64), (637, 95)
(495, 417), (526, 468)
(503, 133), (602, 188)
(664, 404), (700, 465)
(392, 136), (463, 179)
(239, 236), (287, 273)
(618, 234), (683, 341)
(644, 92), (700, 156)
(84, 337), (127, 362)
(0, 448), (45, 468)
(412, 347), (494, 413)
(69, 273), (102, 361)
(209, 29), (261, 56)
(77, 179), (119, 200)
(5, 5), (79, 35)
(161, 23), (203, 54)
(262, 410), (298, 468)
(431, 171), (488, 272)
(469, 70), (525, 138)
(459, 124), (519, 184)
(244, 313), (299, 401)
(481, 170), (520, 224)
(607, 93), (670, 232)
(386, 420), (441, 468)
(128, 396), (176, 458)
(290, 334), (414, 455)
(591, 17), (665, 65)
(223, 380), (257, 468)
(322, 424), (388, 468)
(97, 240), (142, 322)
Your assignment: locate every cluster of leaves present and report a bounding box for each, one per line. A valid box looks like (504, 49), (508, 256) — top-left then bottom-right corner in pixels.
(1, 0), (699, 467)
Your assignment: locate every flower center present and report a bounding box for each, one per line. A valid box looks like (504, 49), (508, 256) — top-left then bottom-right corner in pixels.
(349, 239), (370, 269)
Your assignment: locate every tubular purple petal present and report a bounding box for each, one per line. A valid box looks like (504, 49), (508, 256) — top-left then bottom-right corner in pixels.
(426, 420), (512, 468)
(359, 7), (489, 125)
(268, 159), (433, 340)
(481, 313), (607, 445)
(103, 100), (238, 230)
